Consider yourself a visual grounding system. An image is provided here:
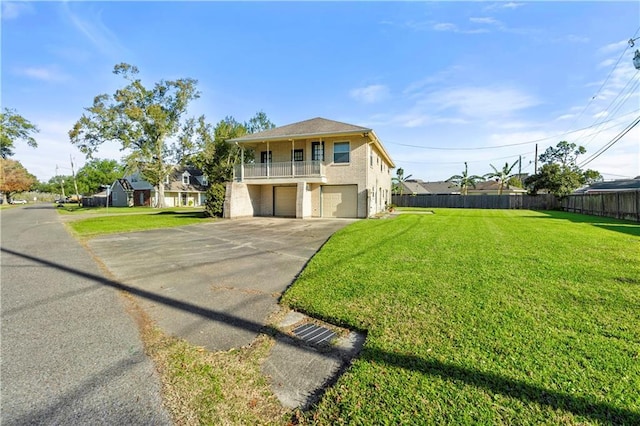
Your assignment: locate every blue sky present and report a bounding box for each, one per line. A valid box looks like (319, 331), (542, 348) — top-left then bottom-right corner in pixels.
(2, 1), (639, 183)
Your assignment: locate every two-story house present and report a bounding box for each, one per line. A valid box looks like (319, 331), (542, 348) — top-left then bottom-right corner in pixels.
(110, 165), (208, 207)
(224, 117), (395, 219)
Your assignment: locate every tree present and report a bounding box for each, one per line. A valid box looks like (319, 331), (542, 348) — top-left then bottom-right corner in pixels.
(525, 141), (602, 196)
(192, 112), (274, 216)
(484, 160), (519, 195)
(75, 158), (124, 195)
(1, 108), (39, 158)
(392, 168), (413, 195)
(446, 162), (484, 195)
(0, 158), (36, 201)
(69, 63), (200, 208)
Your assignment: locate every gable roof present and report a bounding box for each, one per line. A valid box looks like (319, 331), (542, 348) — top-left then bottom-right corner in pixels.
(227, 117), (370, 143)
(227, 117), (395, 168)
(165, 166), (208, 192)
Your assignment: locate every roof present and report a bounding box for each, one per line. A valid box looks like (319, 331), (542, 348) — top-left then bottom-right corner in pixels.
(575, 177), (640, 193)
(227, 117), (395, 168)
(470, 181), (526, 193)
(165, 166), (208, 192)
(227, 117), (371, 143)
(398, 180), (460, 195)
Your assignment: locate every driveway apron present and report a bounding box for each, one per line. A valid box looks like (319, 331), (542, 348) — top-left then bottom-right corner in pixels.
(87, 217), (354, 351)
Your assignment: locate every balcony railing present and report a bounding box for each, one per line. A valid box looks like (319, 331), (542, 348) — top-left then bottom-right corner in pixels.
(234, 161), (325, 181)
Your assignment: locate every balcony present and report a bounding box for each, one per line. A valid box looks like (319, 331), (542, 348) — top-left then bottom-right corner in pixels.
(234, 161), (326, 183)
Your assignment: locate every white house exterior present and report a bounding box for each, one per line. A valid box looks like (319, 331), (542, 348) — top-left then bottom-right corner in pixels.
(224, 117), (395, 219)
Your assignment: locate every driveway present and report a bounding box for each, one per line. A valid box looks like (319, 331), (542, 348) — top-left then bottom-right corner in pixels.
(87, 217), (355, 351)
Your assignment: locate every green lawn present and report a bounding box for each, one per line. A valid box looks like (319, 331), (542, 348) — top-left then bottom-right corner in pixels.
(65, 208), (211, 237)
(281, 209), (640, 424)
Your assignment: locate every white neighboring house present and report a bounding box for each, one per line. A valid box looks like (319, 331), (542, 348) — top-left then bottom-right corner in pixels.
(110, 166), (209, 207)
(225, 117), (395, 219)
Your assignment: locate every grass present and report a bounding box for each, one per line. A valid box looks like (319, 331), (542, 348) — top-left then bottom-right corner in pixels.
(280, 209), (640, 424)
(64, 207), (639, 424)
(62, 207), (211, 238)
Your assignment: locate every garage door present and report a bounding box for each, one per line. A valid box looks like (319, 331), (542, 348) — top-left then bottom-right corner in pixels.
(322, 185), (357, 218)
(274, 186), (297, 217)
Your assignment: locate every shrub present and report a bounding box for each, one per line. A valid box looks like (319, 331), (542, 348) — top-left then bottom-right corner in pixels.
(204, 183), (226, 217)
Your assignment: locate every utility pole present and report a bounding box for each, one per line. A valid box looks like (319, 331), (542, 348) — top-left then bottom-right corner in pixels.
(56, 165), (65, 199)
(70, 155), (81, 206)
(519, 155), (522, 176)
(534, 144), (538, 174)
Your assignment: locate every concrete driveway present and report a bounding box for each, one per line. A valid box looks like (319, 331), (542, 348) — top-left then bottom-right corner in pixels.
(87, 217), (355, 351)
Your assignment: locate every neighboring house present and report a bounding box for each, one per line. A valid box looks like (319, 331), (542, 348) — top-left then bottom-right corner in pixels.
(111, 166), (209, 207)
(224, 117), (395, 218)
(399, 179), (461, 195)
(573, 177), (640, 194)
(467, 180), (527, 195)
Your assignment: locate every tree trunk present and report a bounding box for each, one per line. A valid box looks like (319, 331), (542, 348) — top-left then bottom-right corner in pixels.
(156, 181), (165, 208)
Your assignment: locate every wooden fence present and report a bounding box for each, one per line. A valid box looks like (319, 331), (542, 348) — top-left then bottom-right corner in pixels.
(561, 191), (640, 222)
(392, 194), (559, 210)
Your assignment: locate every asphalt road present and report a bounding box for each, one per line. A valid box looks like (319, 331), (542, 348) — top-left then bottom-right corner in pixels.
(0, 205), (171, 425)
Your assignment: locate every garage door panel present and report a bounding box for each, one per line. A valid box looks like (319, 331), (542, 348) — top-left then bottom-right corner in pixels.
(274, 186), (297, 217)
(322, 185), (357, 218)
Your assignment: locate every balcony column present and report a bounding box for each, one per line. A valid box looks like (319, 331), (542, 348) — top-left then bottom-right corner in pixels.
(240, 145), (244, 182)
(291, 139), (295, 178)
(267, 141), (270, 178)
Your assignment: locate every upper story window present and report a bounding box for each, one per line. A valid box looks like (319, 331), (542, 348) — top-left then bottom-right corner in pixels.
(201, 175), (208, 186)
(312, 141), (324, 161)
(333, 142), (350, 164)
(182, 173), (189, 184)
(164, 175), (170, 184)
(292, 149), (304, 162)
(260, 151), (272, 163)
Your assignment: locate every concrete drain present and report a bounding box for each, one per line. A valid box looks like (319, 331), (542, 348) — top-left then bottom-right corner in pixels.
(262, 311), (366, 409)
(292, 323), (337, 345)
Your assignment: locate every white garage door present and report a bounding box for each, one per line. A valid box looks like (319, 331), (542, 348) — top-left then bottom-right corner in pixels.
(274, 186), (297, 217)
(322, 185), (357, 218)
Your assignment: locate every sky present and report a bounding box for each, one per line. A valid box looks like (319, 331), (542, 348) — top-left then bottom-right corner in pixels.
(2, 1), (640, 183)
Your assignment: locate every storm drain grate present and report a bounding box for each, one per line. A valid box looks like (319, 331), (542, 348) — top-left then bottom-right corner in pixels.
(292, 323), (337, 345)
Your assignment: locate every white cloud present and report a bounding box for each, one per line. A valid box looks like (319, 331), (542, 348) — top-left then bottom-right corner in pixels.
(593, 111), (609, 119)
(17, 66), (69, 82)
(598, 39), (629, 55)
(433, 22), (457, 32)
(485, 2), (525, 11)
(349, 84), (390, 104)
(425, 86), (540, 119)
(1, 1), (35, 20)
(61, 3), (129, 59)
(469, 17), (500, 25)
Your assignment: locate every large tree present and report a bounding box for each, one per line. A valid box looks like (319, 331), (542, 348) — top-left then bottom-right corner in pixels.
(69, 63), (200, 208)
(525, 141), (601, 196)
(447, 162), (484, 195)
(1, 108), (39, 159)
(192, 112), (274, 216)
(484, 160), (519, 195)
(0, 158), (36, 201)
(75, 158), (124, 195)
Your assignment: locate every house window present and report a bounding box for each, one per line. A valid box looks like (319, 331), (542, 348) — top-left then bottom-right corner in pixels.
(292, 149), (304, 162)
(164, 175), (170, 184)
(201, 175), (208, 186)
(333, 142), (350, 164)
(182, 174), (189, 184)
(312, 141), (324, 161)
(261, 151), (272, 163)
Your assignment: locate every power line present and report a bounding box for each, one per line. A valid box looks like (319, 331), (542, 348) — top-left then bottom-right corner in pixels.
(386, 108), (640, 151)
(567, 26), (640, 132)
(578, 115), (640, 168)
